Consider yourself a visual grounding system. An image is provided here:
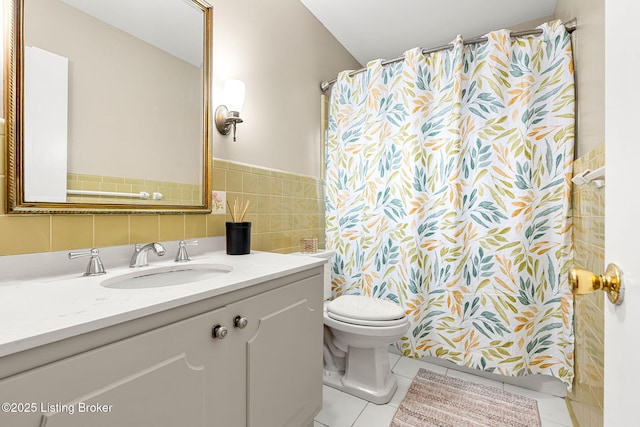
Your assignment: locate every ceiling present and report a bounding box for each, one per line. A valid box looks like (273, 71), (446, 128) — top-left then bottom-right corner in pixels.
(300, 0), (557, 66)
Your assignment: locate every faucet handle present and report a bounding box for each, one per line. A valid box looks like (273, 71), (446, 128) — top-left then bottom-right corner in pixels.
(68, 248), (107, 276)
(175, 240), (198, 263)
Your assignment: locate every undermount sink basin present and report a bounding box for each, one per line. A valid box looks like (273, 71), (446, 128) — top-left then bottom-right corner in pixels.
(101, 264), (233, 289)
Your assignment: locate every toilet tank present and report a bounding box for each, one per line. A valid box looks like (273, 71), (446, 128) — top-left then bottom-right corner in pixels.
(291, 250), (335, 300)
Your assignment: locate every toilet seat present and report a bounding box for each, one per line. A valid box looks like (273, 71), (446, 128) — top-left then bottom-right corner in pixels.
(327, 295), (406, 327)
(327, 311), (408, 327)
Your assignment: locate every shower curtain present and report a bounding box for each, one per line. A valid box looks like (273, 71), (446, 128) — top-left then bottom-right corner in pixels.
(325, 20), (575, 388)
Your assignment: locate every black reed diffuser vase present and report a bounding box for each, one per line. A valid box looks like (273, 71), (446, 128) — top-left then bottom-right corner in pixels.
(226, 221), (251, 255)
(226, 198), (251, 255)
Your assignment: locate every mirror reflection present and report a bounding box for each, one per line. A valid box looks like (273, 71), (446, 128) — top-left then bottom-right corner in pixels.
(7, 0), (212, 212)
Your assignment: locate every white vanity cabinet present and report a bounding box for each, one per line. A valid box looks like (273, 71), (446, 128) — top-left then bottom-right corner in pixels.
(0, 268), (323, 427)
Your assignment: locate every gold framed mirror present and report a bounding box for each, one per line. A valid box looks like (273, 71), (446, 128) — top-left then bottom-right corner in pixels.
(4, 0), (212, 214)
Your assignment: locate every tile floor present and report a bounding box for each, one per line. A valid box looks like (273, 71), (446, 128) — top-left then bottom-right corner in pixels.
(314, 352), (573, 427)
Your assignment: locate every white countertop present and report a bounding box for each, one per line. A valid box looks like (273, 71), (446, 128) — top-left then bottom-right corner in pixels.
(0, 250), (325, 358)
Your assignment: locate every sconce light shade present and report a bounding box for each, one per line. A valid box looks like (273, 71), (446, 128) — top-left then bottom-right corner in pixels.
(215, 79), (246, 142)
(224, 79), (245, 112)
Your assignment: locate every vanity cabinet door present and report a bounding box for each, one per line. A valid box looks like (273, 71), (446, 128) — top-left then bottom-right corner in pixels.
(0, 306), (235, 427)
(228, 275), (323, 427)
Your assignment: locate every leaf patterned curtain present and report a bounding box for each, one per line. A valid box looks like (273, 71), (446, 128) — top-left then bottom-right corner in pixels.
(325, 20), (575, 388)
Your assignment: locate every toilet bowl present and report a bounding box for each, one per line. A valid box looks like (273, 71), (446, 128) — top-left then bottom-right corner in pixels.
(292, 250), (410, 404)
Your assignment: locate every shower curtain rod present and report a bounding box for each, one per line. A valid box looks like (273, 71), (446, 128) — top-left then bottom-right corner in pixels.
(320, 18), (577, 92)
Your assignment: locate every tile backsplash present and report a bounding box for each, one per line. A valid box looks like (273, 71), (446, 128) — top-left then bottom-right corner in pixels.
(0, 122), (325, 256)
(567, 142), (604, 427)
(210, 159), (325, 254)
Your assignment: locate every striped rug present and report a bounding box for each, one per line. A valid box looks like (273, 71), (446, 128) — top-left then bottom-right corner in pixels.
(391, 368), (541, 427)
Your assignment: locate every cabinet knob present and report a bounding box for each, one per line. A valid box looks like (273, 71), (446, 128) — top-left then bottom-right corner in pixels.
(212, 325), (228, 340)
(234, 316), (248, 329)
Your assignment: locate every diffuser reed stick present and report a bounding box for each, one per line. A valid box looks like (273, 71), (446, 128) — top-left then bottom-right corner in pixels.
(240, 200), (250, 222)
(227, 197), (250, 222)
(227, 200), (235, 222)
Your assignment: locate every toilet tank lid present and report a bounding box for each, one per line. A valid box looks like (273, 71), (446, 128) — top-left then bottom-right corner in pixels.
(327, 295), (405, 321)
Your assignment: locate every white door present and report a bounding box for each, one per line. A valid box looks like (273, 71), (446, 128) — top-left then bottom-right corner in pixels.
(604, 0), (640, 424)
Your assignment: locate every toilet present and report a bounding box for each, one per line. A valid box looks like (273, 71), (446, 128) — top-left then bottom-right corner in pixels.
(294, 250), (410, 404)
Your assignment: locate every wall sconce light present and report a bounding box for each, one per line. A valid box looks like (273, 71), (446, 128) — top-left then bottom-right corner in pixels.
(215, 79), (245, 142)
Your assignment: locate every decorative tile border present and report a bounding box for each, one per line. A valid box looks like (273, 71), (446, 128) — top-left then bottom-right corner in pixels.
(212, 191), (226, 214)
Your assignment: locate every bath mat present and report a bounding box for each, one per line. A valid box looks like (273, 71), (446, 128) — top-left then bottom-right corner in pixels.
(391, 368), (541, 427)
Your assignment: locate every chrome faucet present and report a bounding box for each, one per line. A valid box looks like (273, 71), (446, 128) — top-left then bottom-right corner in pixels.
(129, 242), (166, 268)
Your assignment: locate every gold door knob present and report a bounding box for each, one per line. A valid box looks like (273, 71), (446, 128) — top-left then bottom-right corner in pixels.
(569, 263), (624, 305)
